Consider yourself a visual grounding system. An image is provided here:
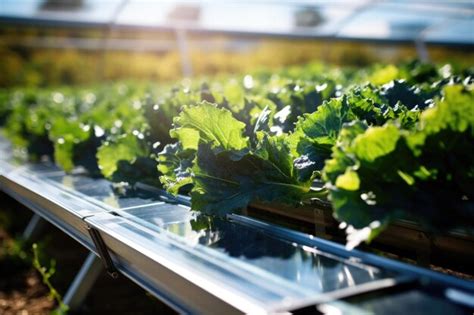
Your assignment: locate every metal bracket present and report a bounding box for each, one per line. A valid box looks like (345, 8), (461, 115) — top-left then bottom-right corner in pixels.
(87, 225), (119, 279)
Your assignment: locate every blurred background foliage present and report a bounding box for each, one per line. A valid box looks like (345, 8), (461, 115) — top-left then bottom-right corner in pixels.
(1, 26), (473, 88)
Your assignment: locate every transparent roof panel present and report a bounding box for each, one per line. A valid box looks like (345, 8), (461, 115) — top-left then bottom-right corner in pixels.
(1, 0), (123, 24)
(1, 0), (39, 18)
(115, 1), (365, 36)
(114, 1), (174, 27)
(426, 18), (474, 44)
(337, 1), (474, 43)
(1, 0), (473, 44)
(337, 4), (442, 40)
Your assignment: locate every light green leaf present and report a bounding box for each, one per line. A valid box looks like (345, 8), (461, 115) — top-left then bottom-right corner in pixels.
(353, 124), (400, 162)
(170, 101), (249, 154)
(335, 170), (360, 191)
(97, 134), (148, 178)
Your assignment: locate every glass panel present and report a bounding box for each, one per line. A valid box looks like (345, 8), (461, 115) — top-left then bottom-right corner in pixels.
(10, 171), (99, 215)
(117, 1), (361, 36)
(3, 157), (402, 308)
(1, 0), (123, 24)
(337, 4), (443, 41)
(2, 0), (472, 45)
(1, 0), (40, 18)
(46, 174), (116, 195)
(426, 19), (474, 45)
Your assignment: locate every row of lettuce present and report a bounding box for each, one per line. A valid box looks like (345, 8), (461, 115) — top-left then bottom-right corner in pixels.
(0, 61), (473, 244)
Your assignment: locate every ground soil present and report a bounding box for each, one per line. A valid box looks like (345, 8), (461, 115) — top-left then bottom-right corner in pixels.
(0, 192), (176, 315)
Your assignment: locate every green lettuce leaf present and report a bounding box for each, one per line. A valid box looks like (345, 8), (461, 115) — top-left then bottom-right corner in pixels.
(157, 142), (194, 194)
(288, 97), (351, 181)
(170, 101), (249, 155)
(191, 135), (312, 215)
(48, 117), (90, 172)
(97, 133), (148, 178)
(323, 84), (474, 244)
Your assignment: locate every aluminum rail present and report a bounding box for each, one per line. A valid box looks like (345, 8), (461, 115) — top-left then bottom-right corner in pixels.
(0, 162), (396, 313)
(0, 141), (473, 314)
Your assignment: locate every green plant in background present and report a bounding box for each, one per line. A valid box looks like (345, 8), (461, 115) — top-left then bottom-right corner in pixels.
(0, 60), (472, 247)
(0, 230), (68, 314)
(323, 84), (474, 245)
(32, 243), (69, 315)
(0, 236), (29, 264)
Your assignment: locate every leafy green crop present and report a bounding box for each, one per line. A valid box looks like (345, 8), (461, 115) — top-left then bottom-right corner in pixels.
(97, 133), (149, 178)
(324, 84), (474, 243)
(1, 60), (473, 245)
(288, 97), (351, 182)
(162, 101), (317, 214)
(157, 142), (194, 194)
(286, 80), (430, 183)
(191, 134), (313, 215)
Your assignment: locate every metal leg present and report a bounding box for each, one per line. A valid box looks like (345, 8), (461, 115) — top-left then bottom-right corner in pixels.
(63, 252), (103, 311)
(176, 28), (193, 77)
(415, 39), (430, 62)
(22, 213), (46, 239)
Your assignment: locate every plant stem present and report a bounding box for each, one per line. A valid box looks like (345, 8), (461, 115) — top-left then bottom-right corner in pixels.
(32, 243), (69, 315)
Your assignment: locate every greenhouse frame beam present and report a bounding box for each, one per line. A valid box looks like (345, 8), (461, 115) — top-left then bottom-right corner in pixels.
(1, 16), (473, 49)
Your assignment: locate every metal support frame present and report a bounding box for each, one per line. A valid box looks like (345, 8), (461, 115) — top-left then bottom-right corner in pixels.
(4, 154), (472, 314)
(22, 213), (46, 239)
(415, 38), (430, 62)
(98, 0), (130, 80)
(21, 214), (105, 312)
(63, 252), (103, 311)
(176, 28), (193, 77)
(413, 16), (454, 63)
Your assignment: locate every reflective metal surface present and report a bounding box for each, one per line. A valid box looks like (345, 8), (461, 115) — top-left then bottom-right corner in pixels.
(326, 286), (474, 315)
(0, 153), (400, 312)
(110, 205), (395, 301)
(0, 138), (472, 314)
(166, 215), (392, 293)
(45, 174), (162, 210)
